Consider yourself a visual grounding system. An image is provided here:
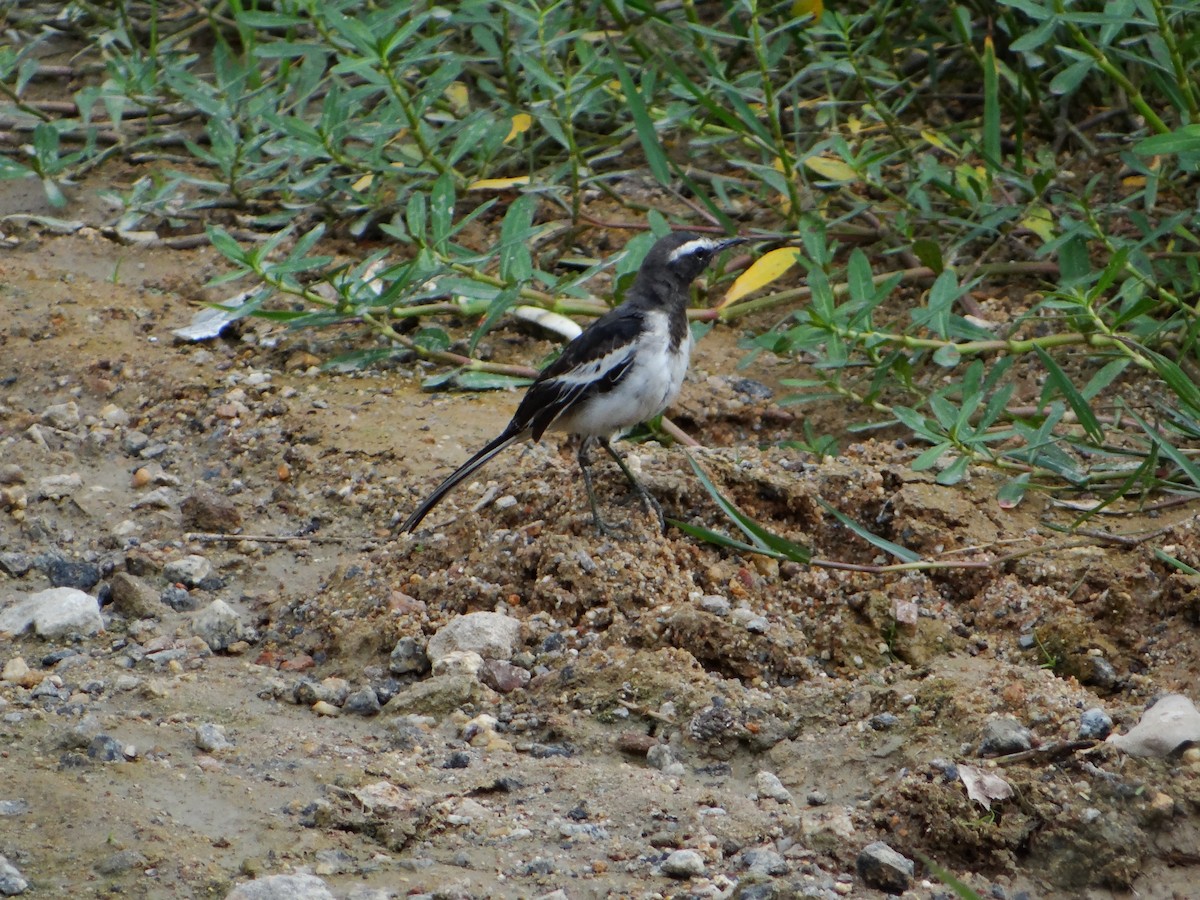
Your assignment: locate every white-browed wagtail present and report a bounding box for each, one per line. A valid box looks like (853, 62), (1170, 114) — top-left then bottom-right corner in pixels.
(402, 231), (744, 535)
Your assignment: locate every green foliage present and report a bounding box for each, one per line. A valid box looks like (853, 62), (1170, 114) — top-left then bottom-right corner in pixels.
(2, 0), (1199, 508)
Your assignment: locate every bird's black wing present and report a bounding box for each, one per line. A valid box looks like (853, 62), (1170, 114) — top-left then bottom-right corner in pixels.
(513, 305), (645, 440)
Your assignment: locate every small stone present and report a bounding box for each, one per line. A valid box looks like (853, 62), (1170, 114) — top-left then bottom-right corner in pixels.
(978, 717), (1033, 756)
(192, 599), (246, 651)
(0, 854), (29, 895)
(856, 840), (914, 894)
(123, 431), (150, 454)
(225, 872), (336, 900)
(130, 467), (153, 488)
(42, 401), (80, 430)
(161, 585), (197, 612)
(95, 849), (146, 875)
(163, 554), (212, 587)
(1079, 707), (1114, 741)
(344, 687), (381, 716)
(1082, 656), (1119, 693)
(646, 743), (677, 771)
(479, 658), (530, 694)
(131, 486), (175, 509)
(312, 700), (341, 717)
(1, 658), (31, 683)
(389, 636), (429, 675)
(382, 674), (498, 717)
(0, 465), (24, 485)
(1148, 790), (1175, 818)
(661, 849), (706, 878)
(109, 572), (161, 618)
(806, 790), (828, 806)
(99, 404), (131, 427)
(195, 723), (232, 752)
(0, 553), (33, 577)
(431, 650), (484, 678)
(41, 557), (101, 591)
(87, 735), (125, 762)
(869, 712), (900, 730)
(181, 489), (242, 532)
(755, 771), (793, 804)
(37, 473), (83, 500)
(740, 848), (789, 877)
(698, 595), (731, 616)
(426, 611), (521, 663)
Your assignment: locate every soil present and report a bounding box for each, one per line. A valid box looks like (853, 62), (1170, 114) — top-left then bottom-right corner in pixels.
(2, 221), (1200, 900)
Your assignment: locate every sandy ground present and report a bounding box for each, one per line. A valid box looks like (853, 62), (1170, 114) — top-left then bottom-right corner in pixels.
(2, 228), (1200, 900)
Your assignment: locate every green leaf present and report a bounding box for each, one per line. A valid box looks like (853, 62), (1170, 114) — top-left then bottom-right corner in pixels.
(1155, 549), (1200, 576)
(912, 239), (943, 272)
(1049, 58), (1094, 95)
(932, 344), (961, 367)
(816, 498), (921, 563)
(421, 370), (533, 392)
(430, 172), (455, 252)
(997, 473), (1030, 509)
(683, 453), (812, 563)
(413, 327), (450, 352)
(206, 226), (248, 264)
(498, 194), (536, 283)
(469, 284), (521, 356)
(1034, 345), (1104, 443)
(1133, 124), (1200, 156)
(609, 53), (671, 186)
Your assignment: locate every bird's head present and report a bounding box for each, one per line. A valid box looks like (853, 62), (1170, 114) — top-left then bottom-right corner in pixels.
(642, 231), (746, 287)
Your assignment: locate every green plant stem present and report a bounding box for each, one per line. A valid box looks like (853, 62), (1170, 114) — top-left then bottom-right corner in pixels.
(1147, 0), (1200, 120)
(1053, 0), (1170, 134)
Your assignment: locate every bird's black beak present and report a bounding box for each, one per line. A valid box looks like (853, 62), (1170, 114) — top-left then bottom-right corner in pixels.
(715, 237), (748, 252)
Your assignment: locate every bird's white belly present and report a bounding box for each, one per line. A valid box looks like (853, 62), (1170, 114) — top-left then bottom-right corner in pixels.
(557, 324), (692, 439)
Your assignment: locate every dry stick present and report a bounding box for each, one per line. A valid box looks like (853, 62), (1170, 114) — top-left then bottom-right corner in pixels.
(185, 532), (349, 544)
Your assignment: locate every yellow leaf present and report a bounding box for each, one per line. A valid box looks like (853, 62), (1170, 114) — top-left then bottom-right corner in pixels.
(723, 247), (802, 306)
(921, 130), (951, 153)
(1020, 206), (1055, 243)
(1122, 175), (1146, 188)
(467, 176), (531, 191)
(352, 173), (374, 192)
(791, 0), (823, 21)
(803, 155), (857, 182)
(444, 81), (469, 116)
(506, 113), (533, 143)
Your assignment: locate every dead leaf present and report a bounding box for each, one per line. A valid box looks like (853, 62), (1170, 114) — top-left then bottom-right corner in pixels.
(958, 764), (1014, 810)
(723, 247), (802, 305)
(1107, 694), (1200, 757)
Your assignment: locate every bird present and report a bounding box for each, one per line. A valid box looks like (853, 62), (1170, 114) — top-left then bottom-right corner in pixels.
(401, 230), (745, 536)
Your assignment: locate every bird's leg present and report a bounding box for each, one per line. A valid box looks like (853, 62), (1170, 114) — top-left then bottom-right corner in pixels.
(577, 438), (622, 537)
(599, 438), (667, 534)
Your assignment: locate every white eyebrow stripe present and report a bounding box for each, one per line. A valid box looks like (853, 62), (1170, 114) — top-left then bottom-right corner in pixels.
(667, 238), (723, 262)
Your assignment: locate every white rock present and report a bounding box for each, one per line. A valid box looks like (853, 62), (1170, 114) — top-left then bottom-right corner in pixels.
(756, 770), (793, 804)
(192, 599), (244, 651)
(662, 848), (706, 878)
(1107, 694), (1200, 757)
(224, 873), (335, 900)
(42, 401), (80, 430)
(1, 588), (104, 638)
(163, 554), (212, 587)
(37, 473), (83, 500)
(427, 611), (520, 663)
(431, 650), (485, 678)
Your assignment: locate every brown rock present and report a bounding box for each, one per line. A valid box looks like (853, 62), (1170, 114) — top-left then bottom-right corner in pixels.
(479, 658), (531, 694)
(110, 572), (161, 618)
(181, 488), (242, 532)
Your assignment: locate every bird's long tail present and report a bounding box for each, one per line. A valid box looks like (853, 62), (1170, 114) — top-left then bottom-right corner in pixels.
(401, 428), (526, 532)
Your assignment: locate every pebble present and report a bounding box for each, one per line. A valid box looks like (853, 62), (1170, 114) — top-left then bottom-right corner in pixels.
(0, 854), (29, 895)
(661, 849), (706, 878)
(869, 712), (900, 730)
(740, 848), (789, 876)
(0, 465), (23, 485)
(426, 611), (521, 663)
(195, 723), (233, 752)
(163, 554), (212, 587)
(1, 657), (33, 685)
(389, 636), (430, 675)
(123, 431), (150, 454)
(0, 552), (33, 577)
(181, 489), (243, 532)
(312, 701), (341, 717)
(95, 849), (147, 875)
(343, 687), (381, 716)
(42, 401), (80, 430)
(1082, 656), (1119, 693)
(479, 658), (530, 694)
(1079, 707), (1113, 740)
(131, 486), (175, 509)
(806, 790), (828, 806)
(192, 599), (247, 651)
(225, 872), (336, 900)
(698, 595), (731, 616)
(978, 717), (1033, 756)
(109, 572), (161, 618)
(99, 403), (131, 427)
(431, 650), (485, 678)
(38, 473), (83, 500)
(856, 840), (914, 893)
(161, 585), (198, 611)
(87, 735), (125, 762)
(42, 556), (101, 591)
(755, 770), (793, 804)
